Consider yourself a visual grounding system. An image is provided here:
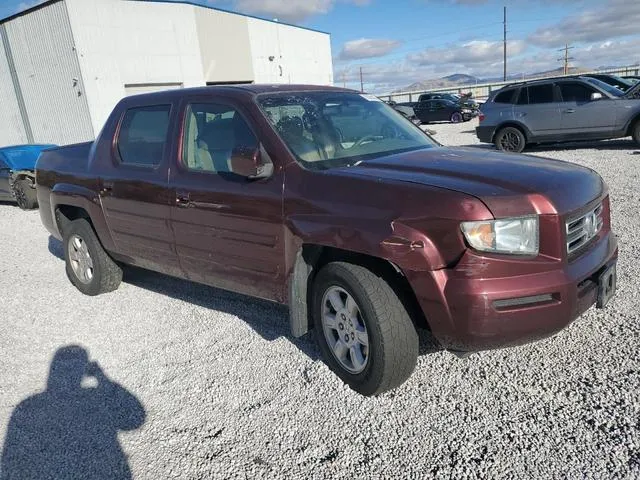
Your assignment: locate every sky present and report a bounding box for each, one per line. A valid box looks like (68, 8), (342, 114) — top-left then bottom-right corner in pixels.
(2, 0), (639, 93)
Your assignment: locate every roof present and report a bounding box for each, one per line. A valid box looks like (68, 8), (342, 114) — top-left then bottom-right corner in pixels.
(122, 84), (356, 102)
(0, 0), (329, 35)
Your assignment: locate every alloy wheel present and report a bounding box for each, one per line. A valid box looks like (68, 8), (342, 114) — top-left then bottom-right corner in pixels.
(68, 234), (94, 284)
(321, 286), (370, 374)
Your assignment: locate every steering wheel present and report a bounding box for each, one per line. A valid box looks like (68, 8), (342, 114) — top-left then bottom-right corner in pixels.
(352, 134), (381, 148)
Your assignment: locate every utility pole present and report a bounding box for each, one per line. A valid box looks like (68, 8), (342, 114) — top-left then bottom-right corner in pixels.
(557, 44), (574, 75)
(503, 6), (507, 82)
(359, 66), (364, 92)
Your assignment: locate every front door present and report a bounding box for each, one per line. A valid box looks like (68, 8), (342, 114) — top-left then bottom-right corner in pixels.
(169, 99), (285, 302)
(97, 103), (181, 276)
(558, 81), (617, 136)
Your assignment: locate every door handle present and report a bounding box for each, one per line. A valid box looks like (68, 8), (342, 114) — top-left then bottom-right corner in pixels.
(564, 109), (576, 114)
(176, 191), (192, 208)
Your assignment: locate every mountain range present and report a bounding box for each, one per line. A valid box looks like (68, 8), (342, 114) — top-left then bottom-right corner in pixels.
(394, 66), (591, 93)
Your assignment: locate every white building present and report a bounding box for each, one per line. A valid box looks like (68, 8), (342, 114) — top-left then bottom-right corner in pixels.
(0, 0), (333, 146)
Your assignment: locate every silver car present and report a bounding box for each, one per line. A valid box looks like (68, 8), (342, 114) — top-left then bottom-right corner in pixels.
(476, 76), (640, 152)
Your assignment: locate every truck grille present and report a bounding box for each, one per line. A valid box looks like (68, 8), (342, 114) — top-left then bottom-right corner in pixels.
(566, 203), (603, 255)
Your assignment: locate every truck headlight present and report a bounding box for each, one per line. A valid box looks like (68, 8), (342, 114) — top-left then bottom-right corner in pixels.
(461, 216), (539, 255)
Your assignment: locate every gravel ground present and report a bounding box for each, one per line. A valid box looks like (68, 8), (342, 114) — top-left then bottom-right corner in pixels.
(1, 119), (639, 479)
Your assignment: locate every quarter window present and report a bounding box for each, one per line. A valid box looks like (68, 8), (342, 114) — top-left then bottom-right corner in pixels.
(117, 105), (171, 166)
(494, 89), (515, 104)
(182, 103), (258, 174)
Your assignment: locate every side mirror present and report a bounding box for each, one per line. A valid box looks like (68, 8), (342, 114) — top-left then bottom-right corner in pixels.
(591, 92), (604, 101)
(229, 146), (273, 179)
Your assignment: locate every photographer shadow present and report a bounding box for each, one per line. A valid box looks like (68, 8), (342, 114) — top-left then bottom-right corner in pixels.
(0, 346), (145, 480)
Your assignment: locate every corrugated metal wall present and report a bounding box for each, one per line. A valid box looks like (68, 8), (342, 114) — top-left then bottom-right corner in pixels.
(3, 1), (94, 146)
(0, 28), (28, 146)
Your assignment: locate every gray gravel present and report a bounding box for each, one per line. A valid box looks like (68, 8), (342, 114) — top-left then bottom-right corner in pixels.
(1, 120), (639, 479)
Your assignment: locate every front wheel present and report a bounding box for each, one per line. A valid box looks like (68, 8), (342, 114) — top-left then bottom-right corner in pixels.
(64, 218), (122, 296)
(494, 126), (526, 153)
(450, 112), (463, 123)
(313, 262), (419, 396)
(13, 179), (38, 210)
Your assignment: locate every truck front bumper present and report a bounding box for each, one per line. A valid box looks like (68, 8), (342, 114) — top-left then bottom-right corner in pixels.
(407, 232), (618, 352)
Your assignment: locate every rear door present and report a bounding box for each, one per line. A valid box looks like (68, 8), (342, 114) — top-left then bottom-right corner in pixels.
(514, 83), (563, 138)
(168, 97), (285, 302)
(557, 81), (617, 136)
(0, 156), (11, 200)
(97, 103), (181, 276)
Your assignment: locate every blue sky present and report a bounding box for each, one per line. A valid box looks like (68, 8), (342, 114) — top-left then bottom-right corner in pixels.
(2, 0), (639, 92)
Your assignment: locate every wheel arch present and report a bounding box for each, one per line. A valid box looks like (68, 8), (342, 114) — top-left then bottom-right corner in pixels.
(288, 244), (428, 338)
(625, 113), (640, 136)
(492, 121), (531, 143)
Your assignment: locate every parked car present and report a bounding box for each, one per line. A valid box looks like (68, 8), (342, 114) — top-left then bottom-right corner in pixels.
(582, 74), (635, 92)
(622, 75), (640, 84)
(36, 85), (618, 396)
(0, 144), (55, 209)
(414, 99), (475, 124)
(418, 92), (479, 110)
(477, 76), (640, 152)
(384, 100), (418, 122)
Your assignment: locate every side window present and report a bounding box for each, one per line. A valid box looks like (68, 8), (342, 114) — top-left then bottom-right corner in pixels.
(182, 103), (258, 174)
(117, 105), (171, 166)
(527, 84), (555, 104)
(494, 89), (515, 104)
(516, 88), (528, 105)
(559, 82), (596, 103)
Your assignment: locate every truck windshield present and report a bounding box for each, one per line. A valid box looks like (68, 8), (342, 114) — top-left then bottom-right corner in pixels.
(257, 91), (436, 170)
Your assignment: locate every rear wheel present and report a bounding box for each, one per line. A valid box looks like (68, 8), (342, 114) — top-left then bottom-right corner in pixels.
(13, 179), (38, 210)
(313, 262), (419, 396)
(63, 218), (122, 296)
(495, 126), (526, 153)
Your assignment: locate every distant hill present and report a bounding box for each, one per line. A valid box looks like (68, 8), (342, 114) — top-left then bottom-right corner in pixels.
(394, 66), (590, 93)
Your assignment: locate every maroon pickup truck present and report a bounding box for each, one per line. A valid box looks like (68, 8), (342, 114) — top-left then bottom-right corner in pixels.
(36, 85), (618, 396)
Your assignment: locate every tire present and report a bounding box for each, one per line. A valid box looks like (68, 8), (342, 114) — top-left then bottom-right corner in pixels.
(450, 112), (463, 123)
(632, 121), (640, 145)
(312, 262), (419, 396)
(13, 179), (38, 210)
(63, 218), (122, 296)
(494, 126), (526, 153)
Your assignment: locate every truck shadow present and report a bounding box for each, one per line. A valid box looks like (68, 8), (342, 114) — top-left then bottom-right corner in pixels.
(47, 236), (440, 359)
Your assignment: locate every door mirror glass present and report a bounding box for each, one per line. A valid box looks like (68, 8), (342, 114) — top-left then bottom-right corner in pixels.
(591, 92), (604, 101)
(229, 146), (273, 179)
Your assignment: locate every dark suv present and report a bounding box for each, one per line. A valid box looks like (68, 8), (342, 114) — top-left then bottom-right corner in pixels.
(477, 76), (640, 152)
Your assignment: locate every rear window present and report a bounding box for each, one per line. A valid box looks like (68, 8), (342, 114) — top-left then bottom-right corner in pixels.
(117, 105), (171, 166)
(494, 89), (515, 104)
(526, 84), (555, 104)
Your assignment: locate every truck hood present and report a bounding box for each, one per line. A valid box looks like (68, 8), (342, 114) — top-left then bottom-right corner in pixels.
(340, 147), (604, 217)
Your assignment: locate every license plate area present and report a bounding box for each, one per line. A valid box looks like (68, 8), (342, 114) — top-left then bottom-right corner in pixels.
(596, 263), (617, 308)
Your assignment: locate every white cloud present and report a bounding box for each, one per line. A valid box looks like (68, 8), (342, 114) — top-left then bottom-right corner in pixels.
(408, 40), (527, 66)
(338, 38), (401, 61)
(529, 0), (640, 47)
(222, 0), (369, 22)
